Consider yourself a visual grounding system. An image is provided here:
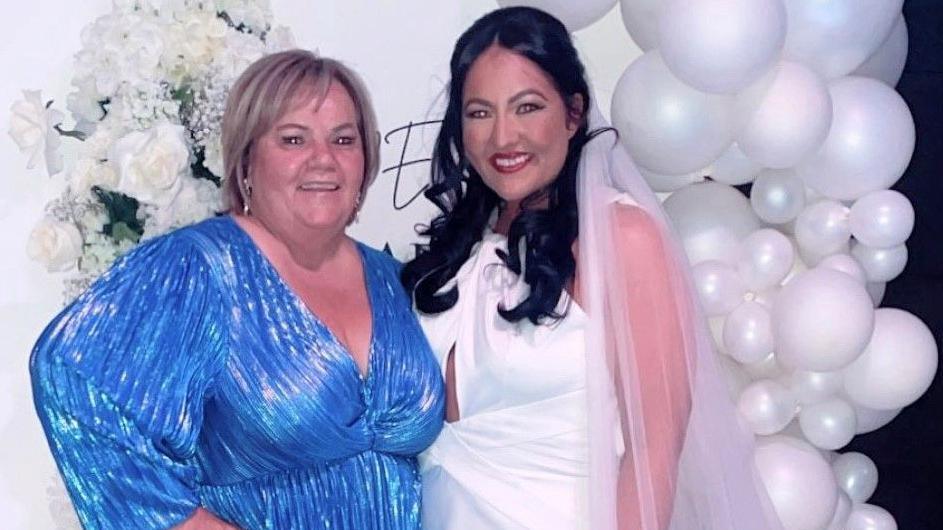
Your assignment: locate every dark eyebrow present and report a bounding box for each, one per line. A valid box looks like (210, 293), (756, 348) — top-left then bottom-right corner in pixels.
(463, 97), (493, 111)
(509, 89), (548, 105)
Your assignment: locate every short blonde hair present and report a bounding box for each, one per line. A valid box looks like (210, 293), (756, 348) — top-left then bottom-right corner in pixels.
(221, 49), (381, 212)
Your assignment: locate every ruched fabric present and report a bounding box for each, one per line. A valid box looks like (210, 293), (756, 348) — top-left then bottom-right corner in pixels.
(31, 216), (444, 530)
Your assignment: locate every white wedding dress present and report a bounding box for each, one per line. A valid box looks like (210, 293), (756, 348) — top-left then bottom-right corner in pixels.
(418, 229), (620, 530)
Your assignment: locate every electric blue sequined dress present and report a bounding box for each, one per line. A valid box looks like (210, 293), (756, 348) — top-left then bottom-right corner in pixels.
(30, 216), (444, 530)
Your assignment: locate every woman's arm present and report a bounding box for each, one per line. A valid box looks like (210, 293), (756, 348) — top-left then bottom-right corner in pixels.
(30, 234), (229, 530)
(609, 203), (692, 530)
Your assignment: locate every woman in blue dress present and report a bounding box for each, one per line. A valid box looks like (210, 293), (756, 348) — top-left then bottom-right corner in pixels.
(30, 49), (444, 530)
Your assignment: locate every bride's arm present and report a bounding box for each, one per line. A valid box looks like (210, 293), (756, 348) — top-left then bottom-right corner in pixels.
(609, 203), (693, 530)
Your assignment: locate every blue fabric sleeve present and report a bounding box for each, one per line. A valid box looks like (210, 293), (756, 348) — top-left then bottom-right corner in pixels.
(30, 232), (228, 530)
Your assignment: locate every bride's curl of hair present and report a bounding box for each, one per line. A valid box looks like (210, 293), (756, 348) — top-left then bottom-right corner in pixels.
(401, 6), (607, 325)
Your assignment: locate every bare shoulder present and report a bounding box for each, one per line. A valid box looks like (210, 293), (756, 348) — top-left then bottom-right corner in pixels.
(611, 202), (663, 249)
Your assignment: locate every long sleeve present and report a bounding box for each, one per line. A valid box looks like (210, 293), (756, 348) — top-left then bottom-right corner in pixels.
(30, 232), (229, 530)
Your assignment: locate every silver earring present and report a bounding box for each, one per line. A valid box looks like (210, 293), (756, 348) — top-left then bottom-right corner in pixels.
(242, 178), (252, 216)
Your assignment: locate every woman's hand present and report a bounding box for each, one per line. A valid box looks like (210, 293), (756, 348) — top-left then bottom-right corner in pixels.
(173, 507), (241, 530)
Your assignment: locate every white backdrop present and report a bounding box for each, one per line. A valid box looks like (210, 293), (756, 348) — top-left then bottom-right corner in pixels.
(0, 1), (639, 527)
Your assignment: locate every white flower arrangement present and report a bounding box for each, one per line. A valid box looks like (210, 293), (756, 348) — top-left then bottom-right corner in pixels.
(8, 0), (294, 301)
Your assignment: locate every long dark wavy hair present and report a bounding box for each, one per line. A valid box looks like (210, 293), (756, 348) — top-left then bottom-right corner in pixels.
(401, 6), (597, 325)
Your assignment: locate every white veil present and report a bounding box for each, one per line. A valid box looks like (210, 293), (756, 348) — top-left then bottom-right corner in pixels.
(578, 105), (784, 530)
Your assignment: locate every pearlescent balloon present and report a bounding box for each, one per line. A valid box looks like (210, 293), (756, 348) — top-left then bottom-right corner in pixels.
(710, 143), (761, 185)
(852, 14), (908, 87)
(799, 397), (856, 450)
(755, 436), (839, 530)
(773, 268), (874, 371)
(738, 380), (798, 435)
(866, 282), (887, 307)
(826, 492), (853, 530)
(832, 452), (879, 503)
(795, 200), (851, 257)
(818, 253), (867, 284)
(851, 243), (908, 283)
(744, 353), (786, 380)
(787, 370), (843, 405)
(497, 0), (617, 30)
(612, 51), (737, 175)
(638, 165), (706, 192)
(849, 190), (915, 248)
(796, 77), (915, 201)
(738, 61), (832, 169)
(692, 260), (746, 316)
(738, 228), (795, 291)
(782, 0), (904, 79)
(619, 0), (661, 50)
(844, 308), (938, 410)
(750, 169), (807, 224)
(846, 504), (898, 530)
(663, 181), (760, 265)
(854, 404), (901, 434)
(723, 301), (773, 364)
(657, 0), (786, 94)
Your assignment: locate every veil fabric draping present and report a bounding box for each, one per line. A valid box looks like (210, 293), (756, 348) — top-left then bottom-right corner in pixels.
(578, 106), (784, 530)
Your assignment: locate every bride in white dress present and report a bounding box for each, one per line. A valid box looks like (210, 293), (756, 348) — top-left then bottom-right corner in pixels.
(402, 7), (784, 530)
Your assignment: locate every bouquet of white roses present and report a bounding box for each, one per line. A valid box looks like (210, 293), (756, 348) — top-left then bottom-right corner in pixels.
(9, 0), (293, 300)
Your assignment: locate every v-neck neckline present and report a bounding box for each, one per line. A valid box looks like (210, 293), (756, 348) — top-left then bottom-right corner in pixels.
(225, 215), (378, 381)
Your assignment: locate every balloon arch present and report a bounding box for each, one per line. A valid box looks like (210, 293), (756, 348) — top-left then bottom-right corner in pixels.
(505, 1), (929, 529)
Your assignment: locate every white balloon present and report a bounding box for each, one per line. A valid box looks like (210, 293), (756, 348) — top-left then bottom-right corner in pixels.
(497, 0), (616, 31)
(718, 353), (753, 397)
(755, 436), (839, 530)
(637, 165), (705, 192)
(844, 308), (938, 410)
(692, 260), (746, 316)
(866, 282), (887, 307)
(817, 253), (868, 285)
(738, 61), (832, 169)
(738, 380), (798, 435)
(851, 242), (908, 283)
(710, 143), (761, 185)
(611, 51), (737, 175)
(663, 181), (761, 264)
(796, 77), (915, 201)
(723, 301), (774, 364)
(744, 353), (786, 380)
(832, 452), (879, 504)
(846, 504), (898, 530)
(773, 268), (874, 371)
(854, 404), (901, 434)
(795, 200), (851, 257)
(799, 397), (857, 450)
(618, 0), (661, 50)
(853, 15), (908, 87)
(826, 492), (854, 530)
(782, 0), (904, 79)
(657, 0), (785, 94)
(850, 190), (915, 248)
(738, 228), (795, 291)
(787, 370), (843, 405)
(750, 169), (807, 224)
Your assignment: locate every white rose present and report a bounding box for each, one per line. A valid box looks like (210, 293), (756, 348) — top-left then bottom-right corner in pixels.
(141, 178), (219, 239)
(8, 90), (65, 175)
(110, 123), (190, 205)
(70, 158), (118, 194)
(27, 219), (84, 272)
(217, 31), (265, 80)
(265, 26), (296, 53)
